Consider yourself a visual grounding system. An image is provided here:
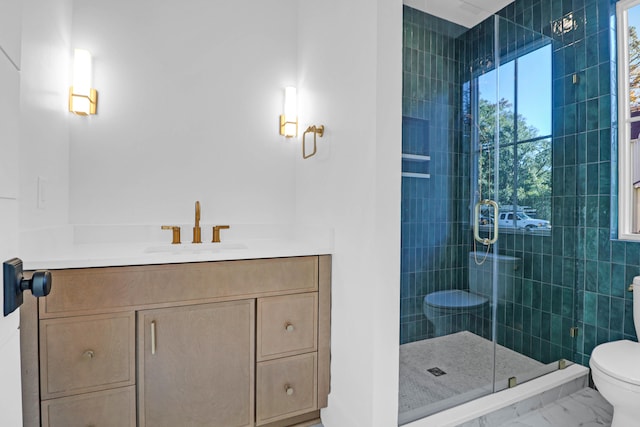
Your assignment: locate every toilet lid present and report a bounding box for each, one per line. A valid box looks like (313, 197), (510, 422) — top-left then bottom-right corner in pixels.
(424, 290), (488, 309)
(590, 340), (640, 385)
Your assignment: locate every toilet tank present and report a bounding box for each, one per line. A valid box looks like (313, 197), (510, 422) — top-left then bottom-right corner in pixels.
(468, 251), (521, 299)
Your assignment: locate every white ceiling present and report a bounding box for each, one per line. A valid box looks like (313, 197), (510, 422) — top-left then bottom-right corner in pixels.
(403, 0), (515, 28)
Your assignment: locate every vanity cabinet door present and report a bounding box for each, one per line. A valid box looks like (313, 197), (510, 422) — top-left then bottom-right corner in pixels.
(137, 300), (255, 427)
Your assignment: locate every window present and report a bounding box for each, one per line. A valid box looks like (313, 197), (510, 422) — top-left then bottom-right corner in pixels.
(617, 0), (640, 240)
(475, 43), (553, 234)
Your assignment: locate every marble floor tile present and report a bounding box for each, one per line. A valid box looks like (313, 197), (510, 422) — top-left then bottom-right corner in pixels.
(499, 388), (612, 427)
(317, 386), (609, 427)
(458, 375), (589, 427)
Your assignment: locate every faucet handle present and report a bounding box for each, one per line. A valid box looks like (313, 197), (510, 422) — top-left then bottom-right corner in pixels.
(212, 225), (230, 243)
(161, 225), (181, 244)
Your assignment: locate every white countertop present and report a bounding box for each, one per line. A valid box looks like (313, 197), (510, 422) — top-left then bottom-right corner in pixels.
(19, 224), (333, 270)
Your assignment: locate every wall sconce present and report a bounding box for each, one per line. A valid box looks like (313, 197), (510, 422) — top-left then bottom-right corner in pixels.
(69, 49), (98, 115)
(279, 86), (298, 137)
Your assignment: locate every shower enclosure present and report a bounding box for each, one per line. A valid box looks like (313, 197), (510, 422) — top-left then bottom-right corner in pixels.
(400, 8), (575, 424)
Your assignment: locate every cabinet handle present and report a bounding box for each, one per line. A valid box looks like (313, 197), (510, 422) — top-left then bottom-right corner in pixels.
(82, 350), (95, 360)
(151, 321), (156, 355)
(285, 384), (294, 396)
(285, 323), (295, 332)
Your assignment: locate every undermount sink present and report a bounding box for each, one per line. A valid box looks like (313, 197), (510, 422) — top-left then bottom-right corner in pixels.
(145, 242), (248, 254)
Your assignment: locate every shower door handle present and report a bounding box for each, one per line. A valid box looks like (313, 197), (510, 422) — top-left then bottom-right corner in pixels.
(474, 199), (499, 245)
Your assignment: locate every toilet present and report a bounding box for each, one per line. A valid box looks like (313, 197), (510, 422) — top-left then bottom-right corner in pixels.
(423, 252), (520, 337)
(590, 276), (640, 427)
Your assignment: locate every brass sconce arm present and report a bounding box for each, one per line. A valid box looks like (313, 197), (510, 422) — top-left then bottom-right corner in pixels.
(68, 87), (98, 115)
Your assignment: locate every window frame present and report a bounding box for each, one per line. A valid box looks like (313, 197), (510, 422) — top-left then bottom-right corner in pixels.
(617, 0), (640, 241)
(475, 43), (553, 232)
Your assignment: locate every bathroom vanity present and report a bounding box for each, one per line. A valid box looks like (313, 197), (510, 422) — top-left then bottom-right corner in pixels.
(20, 255), (331, 427)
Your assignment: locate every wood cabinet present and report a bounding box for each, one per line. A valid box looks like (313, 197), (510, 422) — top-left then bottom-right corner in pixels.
(21, 255), (331, 427)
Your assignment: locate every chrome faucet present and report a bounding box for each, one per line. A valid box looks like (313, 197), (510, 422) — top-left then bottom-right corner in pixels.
(193, 201), (202, 243)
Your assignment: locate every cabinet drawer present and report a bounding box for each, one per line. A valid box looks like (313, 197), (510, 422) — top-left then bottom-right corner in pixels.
(257, 293), (318, 361)
(256, 353), (318, 425)
(41, 386), (136, 427)
(40, 312), (135, 399)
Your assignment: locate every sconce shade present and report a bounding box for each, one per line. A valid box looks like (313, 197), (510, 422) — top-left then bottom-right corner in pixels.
(280, 86), (298, 137)
(69, 49), (97, 115)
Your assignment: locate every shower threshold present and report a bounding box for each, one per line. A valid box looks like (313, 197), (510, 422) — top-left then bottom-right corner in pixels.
(398, 331), (578, 425)
(402, 363), (588, 427)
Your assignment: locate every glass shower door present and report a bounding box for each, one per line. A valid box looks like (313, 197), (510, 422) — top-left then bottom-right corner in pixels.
(471, 16), (563, 395)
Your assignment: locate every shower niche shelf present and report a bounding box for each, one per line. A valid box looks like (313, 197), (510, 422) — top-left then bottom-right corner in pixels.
(401, 172), (431, 179)
(401, 153), (430, 179)
(402, 153), (431, 162)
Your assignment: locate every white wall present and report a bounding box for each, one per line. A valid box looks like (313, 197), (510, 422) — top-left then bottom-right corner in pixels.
(0, 0), (21, 203)
(296, 1), (402, 425)
(68, 0), (299, 225)
(19, 0), (73, 229)
(0, 0), (23, 423)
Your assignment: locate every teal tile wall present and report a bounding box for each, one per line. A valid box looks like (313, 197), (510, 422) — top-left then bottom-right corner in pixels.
(400, 7), (470, 344)
(498, 0), (639, 367)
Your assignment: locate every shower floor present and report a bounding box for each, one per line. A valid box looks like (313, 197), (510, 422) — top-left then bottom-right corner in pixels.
(399, 331), (544, 423)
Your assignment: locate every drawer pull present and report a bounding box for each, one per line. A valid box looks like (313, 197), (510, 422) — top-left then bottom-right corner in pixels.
(285, 323), (295, 332)
(285, 384), (294, 396)
(82, 350), (95, 360)
(151, 321), (156, 355)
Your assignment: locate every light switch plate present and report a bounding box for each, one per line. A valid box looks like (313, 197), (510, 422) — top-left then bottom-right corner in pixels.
(37, 176), (46, 210)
